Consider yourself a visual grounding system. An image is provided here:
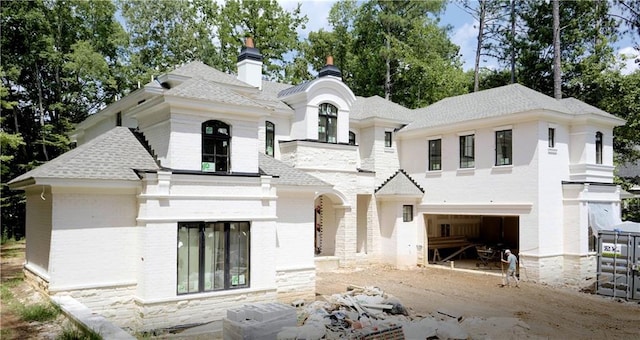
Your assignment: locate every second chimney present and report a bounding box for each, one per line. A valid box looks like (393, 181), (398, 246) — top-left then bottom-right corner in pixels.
(237, 37), (263, 90)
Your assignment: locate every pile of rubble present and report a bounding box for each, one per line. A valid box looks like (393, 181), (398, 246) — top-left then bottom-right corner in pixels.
(276, 285), (531, 340)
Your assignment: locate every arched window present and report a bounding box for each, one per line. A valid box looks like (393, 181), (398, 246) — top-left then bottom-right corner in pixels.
(595, 132), (603, 164)
(318, 103), (338, 143)
(348, 131), (356, 146)
(202, 120), (230, 172)
(266, 121), (275, 157)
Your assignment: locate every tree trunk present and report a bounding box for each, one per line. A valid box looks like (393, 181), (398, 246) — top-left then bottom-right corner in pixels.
(474, 0), (486, 92)
(553, 0), (562, 99)
(510, 0), (516, 84)
(384, 34), (391, 100)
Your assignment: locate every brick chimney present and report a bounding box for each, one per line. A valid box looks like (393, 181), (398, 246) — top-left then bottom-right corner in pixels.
(237, 37), (263, 90)
(318, 55), (342, 79)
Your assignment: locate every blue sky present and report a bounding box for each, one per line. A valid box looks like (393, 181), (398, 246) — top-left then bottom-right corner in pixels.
(277, 0), (639, 75)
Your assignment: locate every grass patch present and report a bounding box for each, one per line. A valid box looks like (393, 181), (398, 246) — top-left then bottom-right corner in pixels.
(58, 324), (102, 340)
(0, 328), (12, 339)
(18, 302), (60, 322)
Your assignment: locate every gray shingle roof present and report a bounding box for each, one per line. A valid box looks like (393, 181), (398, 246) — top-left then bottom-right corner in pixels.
(375, 170), (424, 196)
(165, 78), (266, 109)
(258, 153), (330, 187)
(277, 81), (313, 97)
(9, 127), (160, 187)
(404, 83), (621, 132)
(170, 61), (251, 88)
(351, 95), (416, 122)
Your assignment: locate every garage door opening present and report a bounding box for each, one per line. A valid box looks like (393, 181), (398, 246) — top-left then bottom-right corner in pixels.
(424, 214), (519, 271)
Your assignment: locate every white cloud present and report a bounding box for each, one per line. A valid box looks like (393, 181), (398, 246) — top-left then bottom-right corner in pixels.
(617, 46), (639, 75)
(451, 21), (479, 71)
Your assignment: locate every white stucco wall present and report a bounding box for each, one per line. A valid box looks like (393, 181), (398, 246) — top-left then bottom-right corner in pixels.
(25, 187), (53, 280)
(48, 190), (138, 290)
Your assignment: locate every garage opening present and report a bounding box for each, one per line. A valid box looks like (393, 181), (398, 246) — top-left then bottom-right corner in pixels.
(424, 214), (519, 271)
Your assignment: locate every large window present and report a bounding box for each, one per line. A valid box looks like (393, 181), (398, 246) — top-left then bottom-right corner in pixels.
(177, 221), (250, 294)
(595, 131), (603, 164)
(266, 121), (275, 157)
(318, 103), (338, 143)
(495, 129), (512, 166)
(429, 139), (441, 171)
(202, 120), (230, 172)
(459, 134), (475, 168)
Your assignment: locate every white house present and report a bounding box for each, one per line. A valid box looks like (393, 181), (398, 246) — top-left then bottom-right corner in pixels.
(9, 38), (628, 332)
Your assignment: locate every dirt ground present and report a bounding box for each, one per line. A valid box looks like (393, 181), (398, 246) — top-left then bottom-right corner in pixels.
(2, 241), (639, 339)
(316, 265), (640, 339)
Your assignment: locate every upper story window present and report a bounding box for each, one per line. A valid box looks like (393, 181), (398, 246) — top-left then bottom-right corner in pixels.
(495, 129), (512, 166)
(548, 128), (555, 148)
(595, 131), (603, 164)
(202, 120), (230, 172)
(459, 134), (475, 168)
(116, 112), (122, 127)
(429, 139), (441, 171)
(349, 131), (356, 146)
(177, 221), (250, 294)
(266, 121), (275, 157)
(318, 103), (338, 143)
(385, 131), (393, 147)
(403, 205), (413, 222)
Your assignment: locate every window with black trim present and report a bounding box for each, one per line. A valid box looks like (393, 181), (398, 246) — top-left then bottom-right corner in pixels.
(385, 131), (392, 147)
(495, 129), (512, 166)
(595, 131), (603, 164)
(266, 121), (275, 157)
(177, 221), (250, 294)
(349, 131), (356, 146)
(459, 134), (475, 168)
(116, 112), (122, 127)
(429, 139), (441, 171)
(318, 103), (338, 143)
(548, 128), (555, 148)
(202, 120), (230, 172)
(403, 205), (413, 222)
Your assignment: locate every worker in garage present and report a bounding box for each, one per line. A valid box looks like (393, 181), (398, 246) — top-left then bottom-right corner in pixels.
(502, 249), (519, 288)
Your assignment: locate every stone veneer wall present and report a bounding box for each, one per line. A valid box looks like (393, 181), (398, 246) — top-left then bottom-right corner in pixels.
(275, 268), (316, 303)
(520, 254), (597, 287)
(64, 285), (139, 330)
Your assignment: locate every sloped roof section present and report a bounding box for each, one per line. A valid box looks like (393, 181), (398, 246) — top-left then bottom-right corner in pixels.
(9, 127), (160, 187)
(351, 95), (416, 122)
(170, 61), (251, 88)
(375, 169), (424, 196)
(277, 81), (313, 97)
(165, 78), (265, 108)
(258, 153), (330, 187)
(560, 97), (621, 119)
(405, 84), (573, 131)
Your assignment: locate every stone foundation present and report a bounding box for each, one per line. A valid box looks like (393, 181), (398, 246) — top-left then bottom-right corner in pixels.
(276, 267), (315, 303)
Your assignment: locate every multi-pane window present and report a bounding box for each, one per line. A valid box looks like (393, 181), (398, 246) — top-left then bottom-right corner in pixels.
(177, 221), (250, 294)
(459, 135), (475, 168)
(495, 129), (512, 166)
(318, 103), (338, 143)
(548, 128), (555, 148)
(595, 132), (603, 164)
(265, 121), (275, 157)
(403, 205), (413, 222)
(385, 131), (392, 147)
(202, 120), (230, 172)
(429, 139), (441, 171)
(349, 131), (356, 146)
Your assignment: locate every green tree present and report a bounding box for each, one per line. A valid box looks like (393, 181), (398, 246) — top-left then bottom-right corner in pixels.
(216, 0), (308, 81)
(1, 0), (126, 237)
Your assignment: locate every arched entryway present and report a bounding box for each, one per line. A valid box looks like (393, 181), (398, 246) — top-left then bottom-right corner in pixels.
(314, 191), (349, 257)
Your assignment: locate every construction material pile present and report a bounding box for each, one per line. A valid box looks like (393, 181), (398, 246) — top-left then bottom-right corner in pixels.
(276, 285), (531, 340)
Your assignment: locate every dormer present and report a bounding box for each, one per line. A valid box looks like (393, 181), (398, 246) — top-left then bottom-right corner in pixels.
(278, 57), (356, 144)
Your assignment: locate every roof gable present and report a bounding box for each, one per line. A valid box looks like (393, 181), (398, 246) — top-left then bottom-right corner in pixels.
(375, 169), (424, 196)
(351, 95), (416, 122)
(258, 153), (330, 187)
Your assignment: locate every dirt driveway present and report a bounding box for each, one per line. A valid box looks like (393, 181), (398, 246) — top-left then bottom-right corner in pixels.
(316, 265), (640, 339)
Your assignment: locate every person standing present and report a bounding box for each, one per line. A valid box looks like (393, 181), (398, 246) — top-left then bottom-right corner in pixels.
(501, 249), (519, 287)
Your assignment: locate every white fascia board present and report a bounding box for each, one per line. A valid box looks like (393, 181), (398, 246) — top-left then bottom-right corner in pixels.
(13, 178), (141, 193)
(570, 113), (626, 128)
(351, 117), (411, 129)
(418, 202), (533, 215)
(72, 86), (161, 134)
(164, 95), (269, 119)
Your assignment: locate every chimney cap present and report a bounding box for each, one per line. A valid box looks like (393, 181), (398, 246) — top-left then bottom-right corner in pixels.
(245, 37), (254, 48)
(238, 36), (263, 62)
(326, 55), (334, 65)
(318, 55), (342, 79)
